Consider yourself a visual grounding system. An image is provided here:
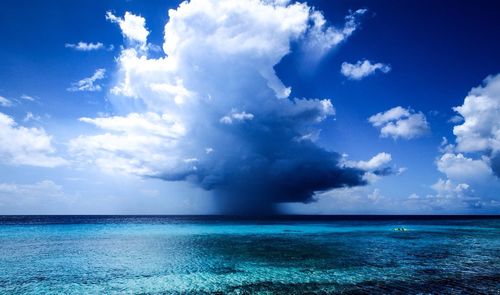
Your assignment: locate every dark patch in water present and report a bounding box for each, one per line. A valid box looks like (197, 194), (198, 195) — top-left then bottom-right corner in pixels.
(219, 274), (500, 294)
(340, 274), (500, 295)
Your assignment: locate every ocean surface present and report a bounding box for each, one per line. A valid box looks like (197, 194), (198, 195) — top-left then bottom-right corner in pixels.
(0, 216), (498, 294)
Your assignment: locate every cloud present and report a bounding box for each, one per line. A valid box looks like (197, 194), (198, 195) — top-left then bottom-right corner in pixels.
(67, 68), (106, 92)
(400, 178), (490, 212)
(287, 150), (498, 213)
(445, 73), (500, 179)
(436, 153), (493, 184)
(20, 94), (36, 101)
(302, 8), (367, 59)
(428, 179), (480, 209)
(23, 112), (42, 122)
(320, 187), (387, 209)
(0, 112), (67, 167)
(0, 180), (63, 198)
(453, 74), (500, 153)
(0, 96), (13, 107)
(341, 59), (391, 80)
(429, 145), (500, 211)
(71, 2), (368, 214)
(65, 42), (104, 51)
(369, 106), (430, 139)
(286, 181), (499, 214)
(0, 180), (74, 214)
(423, 74), (500, 212)
(106, 11), (149, 47)
(70, 112), (186, 175)
(219, 110), (254, 124)
(350, 152), (392, 170)
(448, 115), (463, 124)
(342, 152), (394, 183)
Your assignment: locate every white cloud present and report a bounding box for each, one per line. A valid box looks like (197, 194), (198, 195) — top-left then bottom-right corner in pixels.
(341, 152), (394, 184)
(431, 178), (470, 195)
(347, 152), (392, 171)
(369, 106), (429, 139)
(219, 110), (254, 124)
(106, 11), (149, 47)
(368, 106), (409, 127)
(303, 9), (367, 59)
(442, 74), (500, 182)
(0, 180), (77, 214)
(341, 59), (391, 80)
(436, 153), (493, 184)
(448, 115), (463, 124)
(285, 181), (500, 214)
(0, 96), (13, 107)
(427, 74), (500, 211)
(429, 151), (500, 211)
(67, 68), (106, 92)
(283, 186), (397, 214)
(23, 112), (42, 122)
(407, 178), (483, 211)
(65, 42), (104, 51)
(78, 113), (185, 137)
(0, 180), (63, 198)
(70, 112), (186, 175)
(20, 94), (36, 101)
(452, 73), (500, 153)
(415, 177), (500, 212)
(367, 188), (383, 202)
(0, 112), (67, 167)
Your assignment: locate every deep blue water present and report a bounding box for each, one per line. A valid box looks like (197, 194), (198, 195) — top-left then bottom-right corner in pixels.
(0, 216), (499, 294)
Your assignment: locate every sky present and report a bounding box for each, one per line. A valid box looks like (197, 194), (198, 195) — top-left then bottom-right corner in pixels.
(0, 0), (499, 214)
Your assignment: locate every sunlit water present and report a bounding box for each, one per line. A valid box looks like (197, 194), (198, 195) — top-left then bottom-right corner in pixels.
(0, 216), (498, 294)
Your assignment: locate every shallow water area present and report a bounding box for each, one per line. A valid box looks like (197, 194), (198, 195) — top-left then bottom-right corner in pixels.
(0, 215), (498, 294)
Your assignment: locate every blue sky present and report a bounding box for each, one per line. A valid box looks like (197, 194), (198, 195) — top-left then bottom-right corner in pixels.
(0, 0), (499, 214)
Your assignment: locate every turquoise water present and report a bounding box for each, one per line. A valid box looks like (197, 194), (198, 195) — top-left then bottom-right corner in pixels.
(0, 216), (499, 294)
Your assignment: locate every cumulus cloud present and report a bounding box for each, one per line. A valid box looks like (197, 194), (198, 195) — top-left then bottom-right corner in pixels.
(400, 178), (487, 212)
(429, 152), (500, 210)
(0, 112), (67, 167)
(67, 68), (106, 92)
(65, 42), (104, 51)
(430, 82), (500, 211)
(442, 73), (500, 182)
(0, 96), (13, 107)
(106, 11), (149, 47)
(426, 165), (500, 211)
(303, 8), (367, 59)
(342, 152), (395, 183)
(429, 179), (477, 207)
(71, 1), (369, 214)
(369, 106), (429, 139)
(286, 182), (499, 214)
(453, 74), (500, 154)
(350, 152), (392, 170)
(437, 153), (493, 184)
(70, 112), (186, 175)
(341, 59), (391, 80)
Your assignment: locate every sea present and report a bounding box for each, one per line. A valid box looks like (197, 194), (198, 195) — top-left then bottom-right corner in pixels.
(0, 215), (498, 294)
